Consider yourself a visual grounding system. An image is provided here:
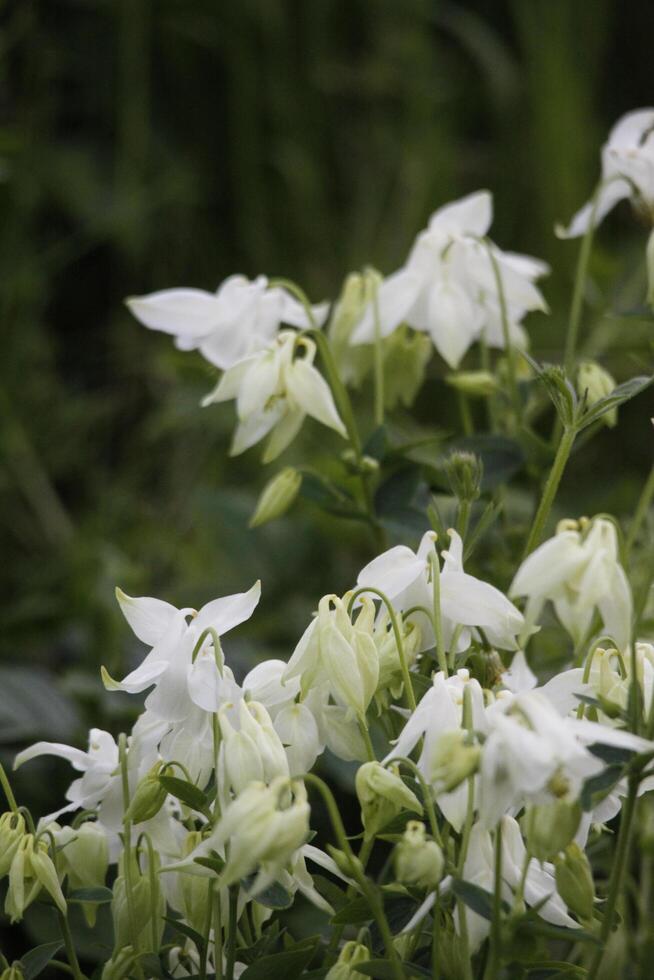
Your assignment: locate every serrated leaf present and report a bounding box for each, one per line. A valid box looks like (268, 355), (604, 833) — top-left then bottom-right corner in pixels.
(578, 375), (653, 432)
(20, 942), (63, 980)
(158, 774), (209, 813)
(68, 885), (114, 903)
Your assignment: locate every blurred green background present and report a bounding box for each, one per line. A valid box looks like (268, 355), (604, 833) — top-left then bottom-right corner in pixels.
(1, 1), (653, 947)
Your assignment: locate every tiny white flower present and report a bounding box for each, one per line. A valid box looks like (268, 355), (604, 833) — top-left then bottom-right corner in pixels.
(203, 330), (346, 461)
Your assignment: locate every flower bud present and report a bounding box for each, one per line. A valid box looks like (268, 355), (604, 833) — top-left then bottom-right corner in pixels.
(355, 762), (422, 838)
(5, 835), (66, 923)
(577, 361), (617, 427)
(125, 761), (168, 823)
(522, 801), (581, 862)
(112, 852), (164, 953)
(375, 614), (421, 694)
(325, 940), (370, 979)
(394, 821), (444, 890)
(427, 730), (480, 793)
(554, 842), (595, 924)
(445, 451), (483, 504)
(381, 326), (432, 411)
(0, 812), (26, 876)
(445, 370), (498, 397)
(101, 947), (137, 980)
(326, 844), (362, 880)
(0, 965), (25, 980)
(178, 831), (212, 934)
(57, 821), (109, 926)
(250, 467), (303, 528)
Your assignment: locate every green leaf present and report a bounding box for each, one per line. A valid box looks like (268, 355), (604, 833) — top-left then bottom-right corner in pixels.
(355, 961), (431, 978)
(67, 885), (114, 903)
(245, 880), (294, 910)
(158, 774), (210, 814)
(587, 743), (635, 766)
(194, 853), (225, 875)
(517, 917), (600, 946)
(331, 894), (374, 925)
(137, 953), (171, 979)
(577, 374), (653, 431)
(164, 915), (206, 952)
(452, 879), (510, 921)
(20, 942), (63, 980)
(239, 945), (318, 979)
(580, 764), (624, 811)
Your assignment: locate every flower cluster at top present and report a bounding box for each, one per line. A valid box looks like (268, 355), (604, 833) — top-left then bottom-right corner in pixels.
(2, 108), (653, 980)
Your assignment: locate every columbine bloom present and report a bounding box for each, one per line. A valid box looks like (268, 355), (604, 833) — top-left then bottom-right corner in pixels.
(510, 517), (633, 650)
(559, 108), (654, 238)
(357, 529), (524, 653)
(127, 274), (327, 370)
(202, 330), (346, 461)
(350, 191), (548, 368)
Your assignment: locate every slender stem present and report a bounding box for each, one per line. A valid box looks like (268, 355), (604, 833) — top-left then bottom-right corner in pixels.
(486, 242), (521, 427)
(358, 717), (376, 762)
(587, 776), (639, 980)
(388, 757), (442, 846)
(429, 549), (449, 677)
(484, 822), (504, 980)
(0, 763), (19, 812)
(564, 183), (602, 377)
(348, 586), (417, 710)
(225, 885), (238, 980)
(304, 774), (406, 980)
(455, 689), (476, 980)
(118, 733), (141, 962)
(198, 880), (213, 980)
(369, 270), (385, 428)
(432, 888), (441, 980)
(625, 464), (654, 560)
(522, 425), (576, 558)
(456, 499), (472, 543)
(57, 910), (85, 980)
(214, 886), (223, 979)
(457, 389), (474, 436)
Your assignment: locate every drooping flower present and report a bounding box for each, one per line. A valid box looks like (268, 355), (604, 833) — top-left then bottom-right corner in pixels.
(202, 330), (346, 461)
(350, 191), (548, 368)
(127, 274), (327, 370)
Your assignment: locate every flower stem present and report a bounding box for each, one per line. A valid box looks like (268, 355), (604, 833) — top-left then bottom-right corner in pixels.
(358, 717), (376, 762)
(348, 586), (417, 710)
(625, 464), (654, 560)
(389, 757), (442, 847)
(484, 821), (504, 980)
(0, 763), (19, 813)
(304, 774), (406, 980)
(225, 885), (238, 980)
(199, 881), (213, 980)
(57, 910), (85, 980)
(369, 271), (385, 428)
(587, 776), (638, 980)
(118, 733), (142, 965)
(564, 183), (601, 377)
(522, 424), (576, 558)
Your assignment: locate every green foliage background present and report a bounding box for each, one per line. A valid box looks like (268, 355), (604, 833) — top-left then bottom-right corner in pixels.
(0, 0), (653, 960)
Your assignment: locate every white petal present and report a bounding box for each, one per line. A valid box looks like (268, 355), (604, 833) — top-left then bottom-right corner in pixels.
(14, 741), (89, 772)
(607, 108), (654, 149)
(126, 288), (221, 340)
(428, 190), (493, 238)
(557, 178), (631, 238)
(115, 589), (179, 645)
(194, 581), (261, 636)
(350, 268), (423, 344)
(284, 360), (346, 435)
(231, 404), (284, 455)
(262, 407), (305, 462)
(357, 546), (426, 602)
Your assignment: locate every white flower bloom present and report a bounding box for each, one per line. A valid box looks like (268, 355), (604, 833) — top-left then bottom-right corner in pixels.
(559, 108), (654, 238)
(357, 528), (524, 653)
(202, 330), (346, 461)
(458, 816), (578, 952)
(350, 191), (548, 368)
(127, 274), (327, 370)
(510, 517), (633, 650)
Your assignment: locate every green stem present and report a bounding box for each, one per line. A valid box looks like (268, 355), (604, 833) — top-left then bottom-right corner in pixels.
(429, 549), (448, 677)
(388, 757), (442, 847)
(214, 886), (223, 979)
(225, 885), (238, 980)
(486, 242), (521, 427)
(484, 821), (504, 980)
(358, 717), (376, 762)
(348, 586), (417, 710)
(369, 270), (385, 428)
(304, 774), (405, 980)
(625, 464), (654, 560)
(118, 733), (142, 964)
(199, 881), (214, 980)
(587, 776), (639, 980)
(457, 389), (474, 436)
(432, 888), (441, 980)
(522, 425), (576, 558)
(57, 910), (85, 980)
(564, 183), (602, 377)
(0, 763), (19, 812)
(456, 499), (471, 543)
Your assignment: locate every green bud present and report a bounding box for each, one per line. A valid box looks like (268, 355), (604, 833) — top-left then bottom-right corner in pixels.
(355, 762), (422, 838)
(381, 326), (432, 410)
(112, 853), (164, 953)
(0, 812), (26, 876)
(125, 762), (168, 823)
(427, 730), (480, 793)
(445, 370), (498, 398)
(326, 844), (362, 880)
(523, 801), (581, 862)
(4, 835), (66, 923)
(0, 964), (25, 980)
(179, 831), (211, 934)
(554, 842), (595, 924)
(445, 451), (483, 504)
(328, 272), (377, 386)
(101, 946), (137, 980)
(249, 467), (303, 528)
(325, 940), (370, 979)
(394, 821), (444, 890)
(577, 361), (617, 427)
(58, 821), (109, 927)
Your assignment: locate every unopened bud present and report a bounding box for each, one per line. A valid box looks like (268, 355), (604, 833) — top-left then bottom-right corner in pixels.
(112, 853), (164, 953)
(523, 801), (581, 862)
(394, 821), (444, 890)
(428, 730), (480, 792)
(0, 965), (24, 980)
(445, 370), (498, 398)
(445, 451), (483, 503)
(101, 947), (137, 980)
(577, 361), (617, 427)
(327, 844), (362, 880)
(554, 842), (595, 924)
(179, 831), (212, 934)
(126, 762), (168, 823)
(355, 762), (422, 837)
(0, 812), (26, 876)
(250, 467), (302, 528)
(326, 940), (370, 979)
(58, 820), (109, 926)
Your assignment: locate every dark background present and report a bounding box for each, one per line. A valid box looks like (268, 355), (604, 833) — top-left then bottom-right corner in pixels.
(1, 0), (653, 959)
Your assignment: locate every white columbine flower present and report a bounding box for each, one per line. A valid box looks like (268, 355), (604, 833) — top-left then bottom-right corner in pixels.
(350, 191), (548, 368)
(510, 517), (633, 650)
(127, 274), (327, 370)
(559, 108), (654, 239)
(202, 330), (346, 461)
(357, 528), (524, 653)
